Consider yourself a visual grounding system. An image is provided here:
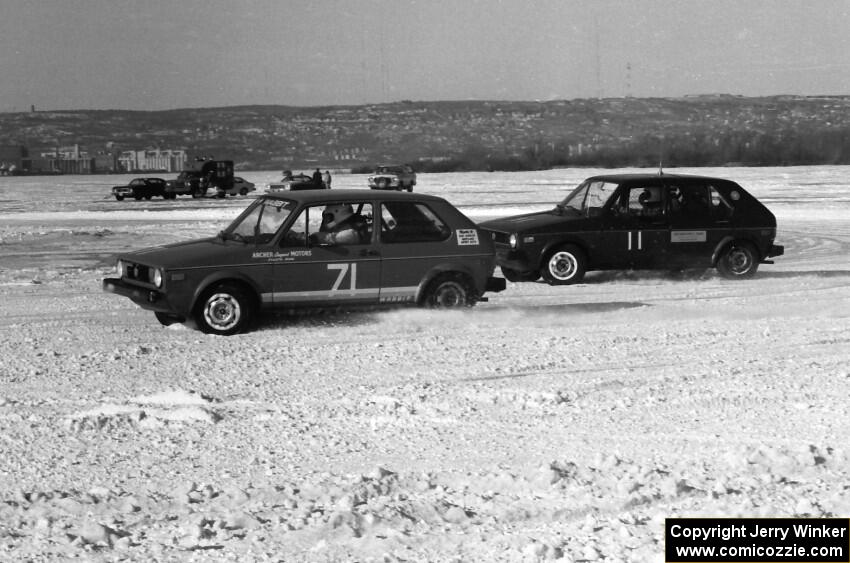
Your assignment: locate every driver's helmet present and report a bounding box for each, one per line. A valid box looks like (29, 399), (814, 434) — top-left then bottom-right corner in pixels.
(322, 204), (354, 229)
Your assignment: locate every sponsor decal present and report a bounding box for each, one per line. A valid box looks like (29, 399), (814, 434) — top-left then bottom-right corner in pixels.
(252, 250), (312, 261)
(456, 229), (480, 246)
(671, 230), (707, 243)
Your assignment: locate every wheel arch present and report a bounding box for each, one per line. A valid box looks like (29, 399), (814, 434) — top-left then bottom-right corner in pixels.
(538, 237), (591, 270)
(711, 235), (761, 266)
(190, 272), (262, 315)
(414, 264), (478, 304)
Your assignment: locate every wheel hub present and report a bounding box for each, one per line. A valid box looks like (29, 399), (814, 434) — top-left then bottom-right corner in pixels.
(205, 294), (240, 330)
(550, 252), (577, 279)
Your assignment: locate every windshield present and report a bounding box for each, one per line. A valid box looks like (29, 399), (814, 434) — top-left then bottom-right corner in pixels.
(557, 180), (619, 215)
(224, 198), (296, 244)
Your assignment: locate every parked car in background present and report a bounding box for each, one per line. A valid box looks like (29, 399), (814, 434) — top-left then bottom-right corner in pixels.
(164, 171), (203, 198)
(368, 164), (416, 191)
(267, 172), (325, 192)
(216, 176), (256, 197)
(103, 189), (506, 335)
(165, 159), (235, 199)
(111, 178), (168, 201)
(479, 173), (784, 284)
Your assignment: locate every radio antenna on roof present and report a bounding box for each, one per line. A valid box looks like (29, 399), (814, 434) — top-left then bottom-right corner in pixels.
(658, 137), (664, 175)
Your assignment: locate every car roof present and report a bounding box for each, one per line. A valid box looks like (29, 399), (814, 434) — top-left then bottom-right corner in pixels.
(586, 172), (732, 184)
(262, 188), (444, 204)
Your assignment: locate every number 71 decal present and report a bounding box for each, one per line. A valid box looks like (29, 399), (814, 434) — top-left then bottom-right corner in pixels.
(327, 263), (357, 292)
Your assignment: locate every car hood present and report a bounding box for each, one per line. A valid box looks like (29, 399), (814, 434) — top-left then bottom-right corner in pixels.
(479, 208), (586, 233)
(120, 237), (248, 269)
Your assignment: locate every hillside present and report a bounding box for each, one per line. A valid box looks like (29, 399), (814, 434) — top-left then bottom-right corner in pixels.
(2, 96), (850, 171)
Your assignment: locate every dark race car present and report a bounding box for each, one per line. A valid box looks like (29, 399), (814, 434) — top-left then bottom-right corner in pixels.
(479, 173), (784, 284)
(103, 189), (505, 335)
(111, 178), (168, 201)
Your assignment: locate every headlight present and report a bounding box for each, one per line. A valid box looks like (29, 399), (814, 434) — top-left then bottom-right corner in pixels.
(509, 234), (518, 249)
(150, 268), (163, 288)
(116, 259), (124, 276)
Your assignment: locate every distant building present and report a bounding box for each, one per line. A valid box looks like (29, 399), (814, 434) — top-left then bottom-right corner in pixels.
(118, 149), (188, 172)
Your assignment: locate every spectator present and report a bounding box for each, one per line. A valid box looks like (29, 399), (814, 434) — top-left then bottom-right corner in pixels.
(322, 170), (332, 189)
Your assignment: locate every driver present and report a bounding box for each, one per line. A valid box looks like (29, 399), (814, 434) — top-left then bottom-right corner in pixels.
(311, 204), (369, 245)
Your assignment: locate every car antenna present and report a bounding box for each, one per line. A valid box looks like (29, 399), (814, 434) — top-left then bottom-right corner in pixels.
(658, 137), (664, 176)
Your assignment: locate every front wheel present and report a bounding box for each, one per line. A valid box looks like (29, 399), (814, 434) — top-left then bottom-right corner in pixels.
(421, 274), (476, 308)
(194, 283), (255, 335)
(541, 244), (586, 285)
(115, 195), (124, 201)
(716, 242), (759, 279)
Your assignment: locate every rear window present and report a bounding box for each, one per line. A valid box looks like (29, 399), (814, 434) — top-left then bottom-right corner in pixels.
(380, 202), (450, 243)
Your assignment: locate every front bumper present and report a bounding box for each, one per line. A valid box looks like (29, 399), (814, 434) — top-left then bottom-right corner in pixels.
(103, 277), (171, 313)
(494, 247), (535, 272)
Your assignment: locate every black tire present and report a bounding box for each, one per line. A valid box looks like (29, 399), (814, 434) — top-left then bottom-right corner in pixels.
(115, 195), (124, 201)
(239, 188), (248, 196)
(193, 283), (256, 335)
(154, 312), (183, 326)
(540, 244), (586, 285)
(716, 241), (759, 279)
(421, 273), (476, 308)
(406, 185), (413, 193)
(501, 267), (539, 282)
(134, 195), (142, 201)
(144, 195), (152, 200)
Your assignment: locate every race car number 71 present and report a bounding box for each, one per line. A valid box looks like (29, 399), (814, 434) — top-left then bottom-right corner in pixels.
(328, 263), (357, 291)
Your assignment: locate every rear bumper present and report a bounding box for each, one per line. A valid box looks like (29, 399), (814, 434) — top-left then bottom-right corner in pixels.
(766, 244), (784, 258)
(485, 276), (507, 293)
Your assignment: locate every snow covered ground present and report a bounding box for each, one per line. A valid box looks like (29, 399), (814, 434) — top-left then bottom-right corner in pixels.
(1, 167), (849, 561)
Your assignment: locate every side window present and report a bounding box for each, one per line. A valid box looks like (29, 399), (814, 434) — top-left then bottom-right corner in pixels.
(668, 184), (713, 224)
(708, 185), (733, 222)
(282, 202), (373, 246)
(624, 186), (663, 218)
(380, 202), (450, 243)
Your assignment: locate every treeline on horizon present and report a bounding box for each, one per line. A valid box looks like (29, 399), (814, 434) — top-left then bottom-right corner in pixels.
(356, 126), (850, 173)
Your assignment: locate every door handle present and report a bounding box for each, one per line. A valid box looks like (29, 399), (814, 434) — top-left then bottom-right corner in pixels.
(360, 249), (380, 257)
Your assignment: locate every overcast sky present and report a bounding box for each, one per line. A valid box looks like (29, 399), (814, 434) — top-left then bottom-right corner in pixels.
(1, 0), (848, 112)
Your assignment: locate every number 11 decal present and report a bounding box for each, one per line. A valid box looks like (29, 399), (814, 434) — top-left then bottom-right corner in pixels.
(328, 263), (357, 292)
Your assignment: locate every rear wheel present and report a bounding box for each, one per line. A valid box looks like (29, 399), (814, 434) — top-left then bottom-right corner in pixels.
(716, 241), (759, 279)
(541, 244), (586, 285)
(421, 274), (476, 308)
(194, 283), (256, 335)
